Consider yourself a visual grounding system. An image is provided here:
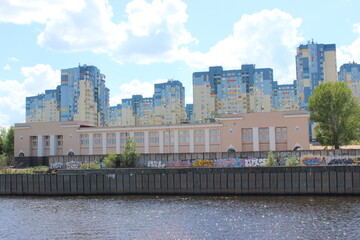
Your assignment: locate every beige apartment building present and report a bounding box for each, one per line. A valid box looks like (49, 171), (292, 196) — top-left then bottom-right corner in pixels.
(14, 111), (310, 157)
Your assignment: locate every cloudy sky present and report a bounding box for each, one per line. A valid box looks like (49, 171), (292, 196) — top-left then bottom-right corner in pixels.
(1, 0), (360, 126)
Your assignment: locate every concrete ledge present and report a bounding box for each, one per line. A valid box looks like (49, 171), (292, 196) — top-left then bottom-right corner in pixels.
(1, 166), (360, 196)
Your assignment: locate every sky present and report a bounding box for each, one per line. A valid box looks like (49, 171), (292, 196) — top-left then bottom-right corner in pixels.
(1, 0), (360, 127)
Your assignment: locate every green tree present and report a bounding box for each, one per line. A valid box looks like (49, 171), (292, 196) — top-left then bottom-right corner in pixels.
(103, 153), (118, 168)
(309, 82), (360, 149)
(3, 127), (14, 157)
(121, 137), (139, 168)
(265, 150), (277, 167)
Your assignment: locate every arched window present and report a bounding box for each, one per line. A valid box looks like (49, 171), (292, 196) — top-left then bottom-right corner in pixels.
(18, 152), (25, 157)
(227, 148), (236, 153)
(68, 151), (75, 156)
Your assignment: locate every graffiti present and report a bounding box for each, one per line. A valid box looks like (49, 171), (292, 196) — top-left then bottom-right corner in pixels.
(301, 157), (325, 166)
(167, 160), (191, 167)
(66, 161), (82, 169)
(147, 160), (166, 168)
(192, 159), (216, 167)
(244, 158), (266, 167)
(215, 158), (243, 167)
(327, 157), (358, 165)
(49, 162), (64, 170)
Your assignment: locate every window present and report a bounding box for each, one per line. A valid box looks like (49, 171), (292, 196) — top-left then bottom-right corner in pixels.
(195, 130), (204, 135)
(210, 135), (220, 143)
(259, 128), (269, 141)
(210, 129), (220, 135)
(80, 134), (89, 145)
(196, 136), (204, 143)
(94, 134), (102, 145)
(134, 132), (144, 137)
(107, 133), (116, 145)
(276, 127), (287, 141)
(180, 136), (189, 144)
(242, 128), (253, 141)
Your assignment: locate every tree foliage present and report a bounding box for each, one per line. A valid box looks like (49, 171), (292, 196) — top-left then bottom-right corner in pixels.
(309, 82), (360, 149)
(0, 126), (14, 167)
(121, 137), (139, 168)
(103, 153), (118, 168)
(265, 151), (277, 166)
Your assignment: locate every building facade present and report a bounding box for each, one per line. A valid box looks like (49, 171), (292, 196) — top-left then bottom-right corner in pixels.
(26, 86), (61, 123)
(153, 80), (185, 125)
(273, 80), (299, 111)
(296, 41), (337, 110)
(14, 111), (310, 157)
(192, 65), (274, 122)
(338, 62), (360, 102)
(60, 64), (109, 126)
(109, 104), (122, 126)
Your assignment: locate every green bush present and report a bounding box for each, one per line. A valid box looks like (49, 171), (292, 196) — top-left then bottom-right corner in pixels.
(285, 156), (300, 166)
(103, 153), (118, 168)
(265, 151), (277, 167)
(121, 137), (139, 168)
(81, 161), (101, 169)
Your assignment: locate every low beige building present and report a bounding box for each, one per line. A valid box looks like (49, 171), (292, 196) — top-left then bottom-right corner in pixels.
(14, 111), (310, 157)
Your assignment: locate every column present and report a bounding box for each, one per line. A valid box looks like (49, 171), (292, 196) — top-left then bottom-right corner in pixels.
(89, 133), (94, 155)
(252, 127), (259, 151)
(189, 129), (194, 153)
(205, 129), (210, 152)
(102, 133), (107, 155)
(49, 135), (56, 156)
(144, 131), (149, 154)
(269, 126), (276, 151)
(159, 130), (164, 153)
(37, 135), (44, 157)
(174, 130), (179, 153)
(116, 132), (121, 154)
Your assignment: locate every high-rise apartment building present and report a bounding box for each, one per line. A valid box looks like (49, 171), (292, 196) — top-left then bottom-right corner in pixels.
(26, 94), (45, 122)
(338, 62), (360, 102)
(273, 80), (299, 111)
(26, 86), (61, 123)
(192, 65), (273, 121)
(60, 64), (109, 126)
(109, 104), (122, 126)
(185, 104), (194, 122)
(295, 41), (337, 110)
(153, 80), (185, 125)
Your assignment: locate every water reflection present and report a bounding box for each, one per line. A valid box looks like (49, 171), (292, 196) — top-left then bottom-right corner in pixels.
(0, 196), (359, 239)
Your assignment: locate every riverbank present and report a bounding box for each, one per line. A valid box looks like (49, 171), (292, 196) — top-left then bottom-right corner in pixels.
(1, 166), (359, 196)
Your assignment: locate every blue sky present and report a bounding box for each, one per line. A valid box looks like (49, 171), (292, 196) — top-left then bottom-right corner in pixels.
(1, 0), (360, 126)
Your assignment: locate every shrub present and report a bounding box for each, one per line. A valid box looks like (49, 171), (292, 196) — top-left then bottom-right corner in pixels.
(265, 151), (277, 167)
(103, 153), (118, 168)
(121, 137), (139, 168)
(285, 156), (300, 166)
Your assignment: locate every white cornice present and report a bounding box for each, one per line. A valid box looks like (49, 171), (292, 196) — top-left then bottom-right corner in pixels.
(77, 123), (222, 133)
(13, 126), (31, 130)
(284, 114), (310, 118)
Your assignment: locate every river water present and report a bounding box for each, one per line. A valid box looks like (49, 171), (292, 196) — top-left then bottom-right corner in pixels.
(0, 195), (359, 239)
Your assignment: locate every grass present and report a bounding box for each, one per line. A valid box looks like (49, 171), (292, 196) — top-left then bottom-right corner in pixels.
(0, 166), (50, 174)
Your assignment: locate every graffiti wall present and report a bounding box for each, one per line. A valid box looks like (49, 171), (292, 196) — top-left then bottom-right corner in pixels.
(301, 156), (359, 166)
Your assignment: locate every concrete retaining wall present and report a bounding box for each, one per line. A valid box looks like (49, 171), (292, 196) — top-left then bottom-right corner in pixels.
(1, 166), (360, 195)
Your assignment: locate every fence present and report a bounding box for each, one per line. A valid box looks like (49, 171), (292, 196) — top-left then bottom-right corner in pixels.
(1, 166), (360, 196)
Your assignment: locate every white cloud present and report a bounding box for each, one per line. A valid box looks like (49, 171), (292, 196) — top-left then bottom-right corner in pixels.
(8, 57), (19, 62)
(3, 64), (11, 71)
(1, 0), (195, 63)
(184, 9), (303, 84)
(110, 79), (155, 106)
(337, 23), (360, 68)
(0, 64), (60, 125)
(0, 0), (86, 24)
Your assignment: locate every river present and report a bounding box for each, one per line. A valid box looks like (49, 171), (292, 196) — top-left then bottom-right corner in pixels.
(0, 195), (359, 239)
